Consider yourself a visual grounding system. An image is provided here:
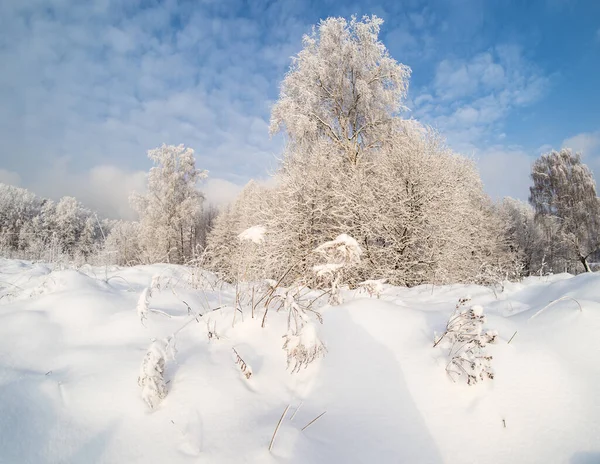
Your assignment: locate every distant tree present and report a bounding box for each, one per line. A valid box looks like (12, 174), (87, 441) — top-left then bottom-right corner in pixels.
(131, 144), (207, 264)
(206, 180), (272, 281)
(529, 148), (600, 272)
(103, 220), (143, 266)
(77, 216), (99, 261)
(54, 196), (85, 255)
(196, 203), (219, 250)
(498, 198), (545, 275)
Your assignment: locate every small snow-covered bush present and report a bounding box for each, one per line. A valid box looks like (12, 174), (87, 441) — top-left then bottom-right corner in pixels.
(138, 337), (176, 409)
(137, 287), (151, 325)
(278, 286), (327, 372)
(283, 322), (327, 373)
(358, 279), (386, 298)
(435, 298), (497, 385)
(313, 234), (362, 305)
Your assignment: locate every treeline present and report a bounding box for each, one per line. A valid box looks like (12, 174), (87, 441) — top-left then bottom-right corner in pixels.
(0, 184), (106, 262)
(2, 16), (599, 285)
(0, 145), (217, 266)
(204, 17), (600, 286)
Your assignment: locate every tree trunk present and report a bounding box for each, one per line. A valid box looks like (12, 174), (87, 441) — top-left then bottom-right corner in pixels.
(180, 225), (184, 264)
(580, 255), (591, 272)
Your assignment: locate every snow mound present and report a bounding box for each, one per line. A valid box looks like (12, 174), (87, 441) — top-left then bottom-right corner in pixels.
(238, 225), (266, 244)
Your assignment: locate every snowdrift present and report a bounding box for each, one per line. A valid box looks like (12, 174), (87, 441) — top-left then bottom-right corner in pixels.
(0, 259), (598, 463)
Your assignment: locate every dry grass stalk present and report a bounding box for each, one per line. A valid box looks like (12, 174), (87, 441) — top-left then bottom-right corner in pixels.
(301, 411), (327, 431)
(269, 404), (290, 452)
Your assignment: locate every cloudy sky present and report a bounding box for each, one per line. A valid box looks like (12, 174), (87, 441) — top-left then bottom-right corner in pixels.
(1, 0), (599, 218)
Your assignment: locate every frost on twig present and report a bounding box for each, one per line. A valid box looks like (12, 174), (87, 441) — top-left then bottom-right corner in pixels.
(232, 347), (253, 379)
(137, 287), (152, 326)
(313, 234), (362, 305)
(358, 279), (386, 298)
(150, 274), (162, 292)
(270, 285), (327, 373)
(435, 298), (497, 386)
(138, 336), (176, 409)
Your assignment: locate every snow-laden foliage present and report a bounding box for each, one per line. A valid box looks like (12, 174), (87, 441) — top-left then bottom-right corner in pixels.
(270, 15), (411, 165)
(313, 234), (362, 305)
(435, 298), (497, 386)
(207, 125), (516, 286)
(206, 17), (517, 287)
(206, 181), (272, 282)
(0, 183), (106, 263)
(273, 285), (327, 373)
(529, 148), (600, 273)
(498, 198), (545, 275)
(130, 144), (208, 265)
(103, 220), (143, 266)
(138, 337), (176, 409)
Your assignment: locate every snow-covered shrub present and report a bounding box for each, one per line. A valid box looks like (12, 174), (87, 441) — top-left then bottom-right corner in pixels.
(282, 322), (327, 373)
(435, 298), (497, 385)
(278, 286), (326, 372)
(358, 279), (386, 298)
(313, 234), (362, 305)
(138, 337), (176, 409)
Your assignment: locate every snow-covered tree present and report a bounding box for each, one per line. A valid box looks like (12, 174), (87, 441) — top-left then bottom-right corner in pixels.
(0, 184), (105, 263)
(498, 198), (546, 275)
(131, 144), (207, 264)
(270, 15), (411, 165)
(529, 149), (600, 272)
(54, 196), (85, 256)
(206, 16), (516, 287)
(77, 216), (99, 261)
(0, 184), (41, 256)
(206, 180), (273, 282)
(103, 220), (143, 266)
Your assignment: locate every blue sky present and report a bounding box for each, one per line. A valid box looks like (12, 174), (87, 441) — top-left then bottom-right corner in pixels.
(1, 0), (599, 218)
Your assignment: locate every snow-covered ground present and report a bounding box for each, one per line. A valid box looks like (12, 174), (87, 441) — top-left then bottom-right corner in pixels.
(0, 258), (598, 464)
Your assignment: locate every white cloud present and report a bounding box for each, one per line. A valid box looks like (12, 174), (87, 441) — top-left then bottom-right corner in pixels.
(562, 131), (600, 157)
(29, 163), (147, 220)
(412, 44), (551, 192)
(476, 147), (534, 201)
(536, 144), (553, 155)
(202, 175), (278, 208)
(562, 130), (600, 182)
(202, 178), (244, 208)
(0, 169), (21, 187)
(0, 0), (301, 216)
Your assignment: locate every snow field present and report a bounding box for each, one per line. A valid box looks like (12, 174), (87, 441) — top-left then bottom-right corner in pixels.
(0, 259), (598, 463)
